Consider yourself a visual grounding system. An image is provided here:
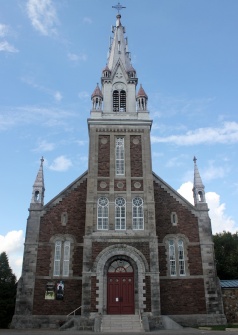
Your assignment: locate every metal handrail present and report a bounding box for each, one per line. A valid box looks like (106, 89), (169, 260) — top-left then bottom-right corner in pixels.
(66, 306), (82, 318)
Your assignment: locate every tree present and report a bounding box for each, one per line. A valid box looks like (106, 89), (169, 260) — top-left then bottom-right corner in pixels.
(213, 231), (238, 280)
(0, 252), (17, 328)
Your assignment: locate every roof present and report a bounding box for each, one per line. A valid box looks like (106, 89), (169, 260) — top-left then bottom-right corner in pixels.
(137, 84), (148, 98)
(91, 84), (103, 98)
(220, 280), (238, 288)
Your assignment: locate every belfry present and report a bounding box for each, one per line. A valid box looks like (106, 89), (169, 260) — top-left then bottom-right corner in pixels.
(12, 5), (226, 331)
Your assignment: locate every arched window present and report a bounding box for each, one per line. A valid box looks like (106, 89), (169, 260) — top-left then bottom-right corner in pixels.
(97, 197), (109, 230)
(34, 190), (40, 202)
(132, 197), (144, 230)
(171, 212), (178, 226)
(168, 238), (186, 277)
(115, 197), (126, 230)
(53, 240), (71, 277)
(108, 260), (133, 273)
(113, 90), (126, 112)
(115, 137), (125, 175)
(198, 191), (204, 202)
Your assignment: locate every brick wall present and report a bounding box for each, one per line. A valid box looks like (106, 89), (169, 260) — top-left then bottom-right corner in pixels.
(98, 135), (110, 177)
(33, 279), (82, 315)
(39, 180), (87, 244)
(154, 181), (199, 243)
(130, 135), (143, 177)
(160, 279), (206, 314)
(33, 179), (87, 315)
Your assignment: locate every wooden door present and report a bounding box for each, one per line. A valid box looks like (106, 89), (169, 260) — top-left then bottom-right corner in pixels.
(107, 273), (134, 314)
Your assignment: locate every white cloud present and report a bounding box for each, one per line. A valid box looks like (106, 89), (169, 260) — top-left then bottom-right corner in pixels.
(49, 155), (72, 171)
(54, 91), (62, 102)
(78, 91), (90, 99)
(0, 24), (18, 53)
(177, 182), (238, 234)
(0, 23), (8, 37)
(0, 106), (76, 131)
(0, 41), (18, 53)
(206, 192), (237, 234)
(151, 122), (238, 145)
(68, 52), (87, 62)
(26, 0), (59, 36)
(33, 139), (55, 152)
(83, 17), (92, 24)
(202, 161), (228, 182)
(0, 230), (24, 279)
(177, 181), (194, 205)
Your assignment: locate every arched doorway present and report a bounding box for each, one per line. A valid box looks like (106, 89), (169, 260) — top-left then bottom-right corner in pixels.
(107, 259), (134, 314)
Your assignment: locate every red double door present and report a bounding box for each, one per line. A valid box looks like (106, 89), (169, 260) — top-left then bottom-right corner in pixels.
(107, 272), (134, 314)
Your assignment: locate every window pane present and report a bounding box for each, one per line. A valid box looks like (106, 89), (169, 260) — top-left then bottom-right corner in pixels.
(115, 138), (125, 175)
(169, 240), (176, 276)
(54, 241), (61, 276)
(115, 197), (126, 230)
(132, 197), (144, 230)
(178, 239), (186, 276)
(63, 241), (70, 277)
(97, 197), (109, 230)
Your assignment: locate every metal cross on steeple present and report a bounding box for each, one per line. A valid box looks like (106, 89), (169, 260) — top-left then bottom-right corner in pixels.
(112, 2), (126, 14)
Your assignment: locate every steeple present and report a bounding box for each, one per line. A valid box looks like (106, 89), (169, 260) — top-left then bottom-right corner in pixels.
(192, 156), (206, 205)
(31, 157), (45, 205)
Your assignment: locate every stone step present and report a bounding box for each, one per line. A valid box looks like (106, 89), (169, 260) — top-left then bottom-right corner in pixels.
(101, 314), (144, 332)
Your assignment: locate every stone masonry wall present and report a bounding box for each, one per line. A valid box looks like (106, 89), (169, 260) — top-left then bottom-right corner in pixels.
(92, 241), (150, 267)
(222, 288), (238, 323)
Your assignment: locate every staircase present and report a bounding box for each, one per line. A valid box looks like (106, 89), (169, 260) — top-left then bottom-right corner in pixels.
(101, 314), (144, 332)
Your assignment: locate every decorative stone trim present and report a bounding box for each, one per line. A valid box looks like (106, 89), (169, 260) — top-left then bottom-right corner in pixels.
(92, 244), (149, 314)
(96, 128), (144, 133)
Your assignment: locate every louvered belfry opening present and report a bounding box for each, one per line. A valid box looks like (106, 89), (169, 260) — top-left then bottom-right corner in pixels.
(113, 90), (126, 112)
(120, 90), (126, 112)
(113, 90), (119, 111)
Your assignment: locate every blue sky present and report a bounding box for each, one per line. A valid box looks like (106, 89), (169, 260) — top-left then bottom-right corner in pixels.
(1, 0), (238, 278)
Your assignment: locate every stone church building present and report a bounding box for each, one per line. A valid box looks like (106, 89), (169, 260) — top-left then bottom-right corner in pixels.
(12, 11), (226, 330)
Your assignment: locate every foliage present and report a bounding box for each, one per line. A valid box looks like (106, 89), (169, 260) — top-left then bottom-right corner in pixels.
(213, 231), (238, 280)
(0, 252), (17, 328)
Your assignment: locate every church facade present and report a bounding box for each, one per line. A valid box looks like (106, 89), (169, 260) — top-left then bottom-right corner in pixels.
(12, 12), (226, 330)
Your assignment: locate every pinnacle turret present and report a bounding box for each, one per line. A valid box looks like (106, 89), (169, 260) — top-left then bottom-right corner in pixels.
(31, 157), (45, 205)
(192, 156), (206, 205)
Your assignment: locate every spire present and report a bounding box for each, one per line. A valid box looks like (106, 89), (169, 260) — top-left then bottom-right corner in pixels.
(107, 13), (136, 76)
(136, 84), (148, 111)
(192, 156), (206, 205)
(31, 157), (45, 205)
(91, 83), (103, 110)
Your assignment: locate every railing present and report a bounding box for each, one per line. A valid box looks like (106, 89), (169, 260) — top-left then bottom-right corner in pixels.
(139, 309), (143, 328)
(66, 306), (82, 318)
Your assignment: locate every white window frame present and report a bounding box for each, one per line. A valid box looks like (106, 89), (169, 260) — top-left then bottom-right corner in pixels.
(97, 197), (109, 230)
(53, 240), (71, 277)
(132, 197), (144, 230)
(115, 197), (126, 230)
(115, 138), (125, 176)
(168, 238), (186, 277)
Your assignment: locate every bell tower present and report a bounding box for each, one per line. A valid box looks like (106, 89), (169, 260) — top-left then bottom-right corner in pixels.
(82, 9), (160, 317)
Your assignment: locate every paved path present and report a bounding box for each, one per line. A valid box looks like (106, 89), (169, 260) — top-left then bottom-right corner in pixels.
(1, 329), (238, 335)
